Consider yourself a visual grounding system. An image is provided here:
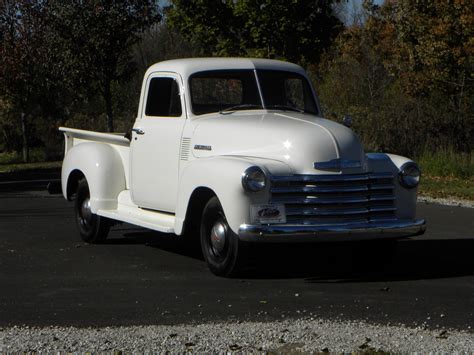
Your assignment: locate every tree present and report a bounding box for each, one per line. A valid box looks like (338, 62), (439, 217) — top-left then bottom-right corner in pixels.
(318, 0), (473, 155)
(393, 0), (473, 151)
(47, 0), (162, 132)
(166, 0), (343, 66)
(0, 0), (50, 162)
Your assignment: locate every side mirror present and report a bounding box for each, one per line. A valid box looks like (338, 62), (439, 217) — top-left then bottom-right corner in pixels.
(342, 114), (353, 128)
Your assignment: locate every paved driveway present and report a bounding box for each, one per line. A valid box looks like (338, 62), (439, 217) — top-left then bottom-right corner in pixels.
(0, 190), (472, 329)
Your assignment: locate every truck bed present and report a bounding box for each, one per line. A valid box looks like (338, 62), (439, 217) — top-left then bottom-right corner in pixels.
(59, 127), (130, 154)
(60, 126), (131, 190)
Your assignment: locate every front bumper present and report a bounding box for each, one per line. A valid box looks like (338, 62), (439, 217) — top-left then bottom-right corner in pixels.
(238, 219), (426, 243)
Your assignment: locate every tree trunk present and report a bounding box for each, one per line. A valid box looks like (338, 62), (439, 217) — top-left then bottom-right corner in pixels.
(104, 80), (114, 132)
(21, 112), (29, 163)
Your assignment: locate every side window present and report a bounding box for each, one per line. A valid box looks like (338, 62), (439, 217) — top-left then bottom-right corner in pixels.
(145, 77), (182, 117)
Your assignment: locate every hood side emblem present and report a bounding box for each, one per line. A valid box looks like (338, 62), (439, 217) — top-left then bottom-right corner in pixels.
(194, 144), (212, 151)
(314, 159), (361, 170)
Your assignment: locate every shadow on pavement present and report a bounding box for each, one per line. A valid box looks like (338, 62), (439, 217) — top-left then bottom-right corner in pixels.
(110, 229), (474, 282)
(110, 229), (203, 259)
(242, 238), (474, 282)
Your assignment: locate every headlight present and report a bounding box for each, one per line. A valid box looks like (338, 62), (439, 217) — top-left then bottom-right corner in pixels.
(398, 162), (421, 189)
(242, 166), (267, 192)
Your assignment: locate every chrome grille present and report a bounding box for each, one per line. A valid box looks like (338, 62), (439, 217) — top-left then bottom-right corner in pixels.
(270, 173), (396, 225)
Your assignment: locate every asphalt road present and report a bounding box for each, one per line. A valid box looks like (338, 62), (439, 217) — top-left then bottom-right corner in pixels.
(0, 189), (473, 330)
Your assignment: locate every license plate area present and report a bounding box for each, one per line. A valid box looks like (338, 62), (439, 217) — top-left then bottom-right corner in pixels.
(250, 204), (286, 224)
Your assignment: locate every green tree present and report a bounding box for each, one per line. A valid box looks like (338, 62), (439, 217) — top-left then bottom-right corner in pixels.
(167, 0), (343, 65)
(47, 0), (162, 132)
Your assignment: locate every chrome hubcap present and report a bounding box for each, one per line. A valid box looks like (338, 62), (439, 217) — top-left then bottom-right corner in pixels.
(81, 197), (92, 225)
(210, 220), (226, 255)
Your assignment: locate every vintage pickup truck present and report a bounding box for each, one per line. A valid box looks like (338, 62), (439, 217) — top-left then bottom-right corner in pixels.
(60, 58), (426, 276)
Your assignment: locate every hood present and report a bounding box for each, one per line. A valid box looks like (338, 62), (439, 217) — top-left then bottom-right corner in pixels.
(190, 111), (367, 175)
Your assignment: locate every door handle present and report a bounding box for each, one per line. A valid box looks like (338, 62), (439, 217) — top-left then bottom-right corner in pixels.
(132, 128), (145, 135)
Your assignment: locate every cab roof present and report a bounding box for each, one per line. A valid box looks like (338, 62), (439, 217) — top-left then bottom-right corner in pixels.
(145, 57), (306, 80)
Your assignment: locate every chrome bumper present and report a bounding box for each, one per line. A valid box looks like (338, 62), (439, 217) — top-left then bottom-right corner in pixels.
(238, 219), (426, 243)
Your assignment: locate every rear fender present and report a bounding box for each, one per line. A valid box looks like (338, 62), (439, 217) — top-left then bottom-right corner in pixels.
(62, 143), (126, 213)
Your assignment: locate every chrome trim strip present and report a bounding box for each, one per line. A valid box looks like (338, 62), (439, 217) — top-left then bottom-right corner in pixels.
(286, 216), (400, 225)
(238, 219), (426, 243)
(270, 172), (393, 183)
(314, 158), (362, 170)
(285, 206), (397, 216)
(369, 195), (397, 202)
(369, 184), (395, 190)
(271, 195), (396, 205)
(270, 184), (394, 194)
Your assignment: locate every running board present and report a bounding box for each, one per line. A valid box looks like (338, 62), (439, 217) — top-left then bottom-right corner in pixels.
(97, 190), (175, 234)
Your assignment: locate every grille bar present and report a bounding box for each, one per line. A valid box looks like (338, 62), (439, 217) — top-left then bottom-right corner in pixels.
(286, 216), (399, 226)
(271, 172), (393, 183)
(271, 195), (395, 205)
(271, 184), (394, 194)
(286, 206), (396, 216)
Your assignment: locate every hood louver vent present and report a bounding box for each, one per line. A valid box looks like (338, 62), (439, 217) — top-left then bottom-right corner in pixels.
(180, 137), (191, 161)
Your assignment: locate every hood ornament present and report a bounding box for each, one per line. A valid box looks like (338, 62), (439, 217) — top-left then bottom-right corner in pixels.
(314, 158), (362, 170)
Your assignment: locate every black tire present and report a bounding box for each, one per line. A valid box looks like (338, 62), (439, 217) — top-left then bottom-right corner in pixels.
(200, 196), (247, 277)
(74, 178), (110, 243)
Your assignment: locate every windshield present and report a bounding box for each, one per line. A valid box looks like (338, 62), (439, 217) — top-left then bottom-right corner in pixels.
(257, 70), (318, 115)
(189, 69), (318, 115)
(190, 70), (262, 115)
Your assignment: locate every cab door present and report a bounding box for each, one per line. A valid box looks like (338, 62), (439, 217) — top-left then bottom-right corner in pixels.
(130, 72), (186, 212)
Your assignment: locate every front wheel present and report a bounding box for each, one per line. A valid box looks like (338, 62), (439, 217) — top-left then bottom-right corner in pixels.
(74, 178), (111, 243)
(200, 197), (247, 277)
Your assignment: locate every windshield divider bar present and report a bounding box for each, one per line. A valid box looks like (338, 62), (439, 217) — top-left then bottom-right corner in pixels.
(253, 69), (266, 110)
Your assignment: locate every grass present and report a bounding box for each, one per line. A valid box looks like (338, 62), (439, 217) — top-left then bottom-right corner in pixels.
(0, 149), (62, 173)
(417, 149), (473, 200)
(0, 160), (61, 174)
(420, 175), (474, 200)
(417, 149), (473, 179)
(0, 148), (48, 165)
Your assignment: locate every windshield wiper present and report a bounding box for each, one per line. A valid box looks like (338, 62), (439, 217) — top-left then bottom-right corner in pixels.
(219, 104), (262, 114)
(265, 104), (304, 113)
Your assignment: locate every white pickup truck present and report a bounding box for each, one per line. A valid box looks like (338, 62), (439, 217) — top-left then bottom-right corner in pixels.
(60, 58), (426, 276)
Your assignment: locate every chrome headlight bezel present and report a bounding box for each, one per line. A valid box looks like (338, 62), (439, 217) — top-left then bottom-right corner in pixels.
(398, 162), (421, 189)
(242, 166), (267, 193)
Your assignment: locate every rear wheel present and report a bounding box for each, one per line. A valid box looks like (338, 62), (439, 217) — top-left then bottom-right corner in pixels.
(200, 196), (247, 277)
(74, 178), (110, 243)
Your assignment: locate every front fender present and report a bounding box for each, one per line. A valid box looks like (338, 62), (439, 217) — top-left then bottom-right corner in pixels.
(175, 157), (291, 235)
(62, 142), (126, 213)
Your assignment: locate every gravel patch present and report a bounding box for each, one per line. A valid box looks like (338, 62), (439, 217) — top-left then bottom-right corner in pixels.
(1, 318), (473, 353)
(418, 196), (473, 208)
